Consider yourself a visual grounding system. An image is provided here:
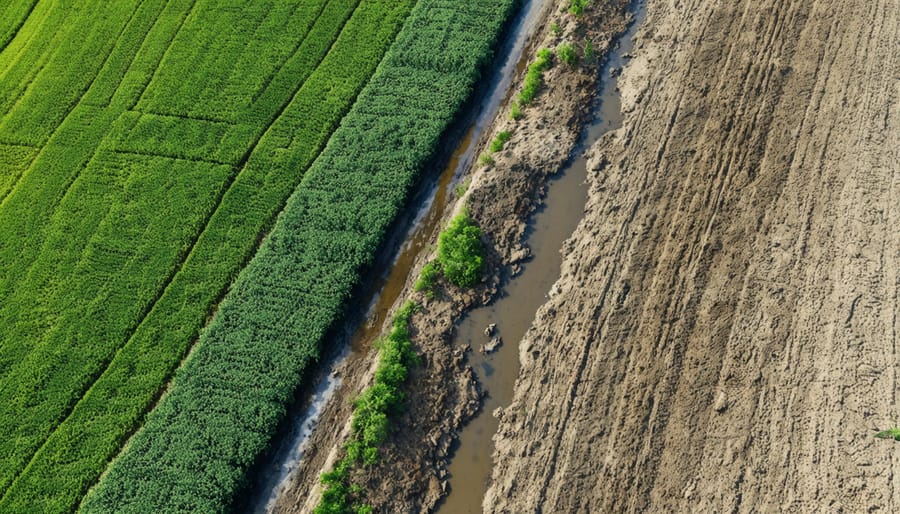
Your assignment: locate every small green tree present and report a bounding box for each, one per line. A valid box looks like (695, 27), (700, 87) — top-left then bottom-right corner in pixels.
(438, 210), (485, 287)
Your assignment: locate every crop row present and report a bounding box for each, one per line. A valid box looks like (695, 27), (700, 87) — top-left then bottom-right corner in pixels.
(0, 0), (418, 511)
(0, 0), (180, 309)
(134, 1), (328, 124)
(0, 0), (36, 52)
(80, 0), (518, 511)
(0, 0), (147, 147)
(0, 0), (341, 497)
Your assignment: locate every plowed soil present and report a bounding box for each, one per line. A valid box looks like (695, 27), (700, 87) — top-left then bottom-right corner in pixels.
(486, 0), (899, 512)
(268, 1), (632, 511)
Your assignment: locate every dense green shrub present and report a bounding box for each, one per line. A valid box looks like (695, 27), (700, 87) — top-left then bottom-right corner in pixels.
(584, 39), (596, 61)
(438, 210), (485, 288)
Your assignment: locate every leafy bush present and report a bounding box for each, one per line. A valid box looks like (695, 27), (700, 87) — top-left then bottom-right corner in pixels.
(490, 130), (512, 152)
(438, 210), (485, 288)
(479, 152), (495, 166)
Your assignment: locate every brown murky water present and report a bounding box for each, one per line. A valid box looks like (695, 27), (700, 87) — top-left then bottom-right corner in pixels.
(437, 2), (646, 511)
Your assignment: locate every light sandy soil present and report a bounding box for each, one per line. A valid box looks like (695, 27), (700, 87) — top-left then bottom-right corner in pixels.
(486, 0), (900, 511)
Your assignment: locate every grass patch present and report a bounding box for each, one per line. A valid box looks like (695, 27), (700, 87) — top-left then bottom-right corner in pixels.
(438, 209), (485, 288)
(519, 48), (553, 106)
(315, 301), (420, 514)
(479, 153), (495, 166)
(569, 0), (588, 16)
(509, 100), (523, 120)
(875, 428), (900, 441)
(414, 261), (440, 297)
(550, 22), (562, 37)
(557, 42), (577, 66)
(490, 131), (512, 153)
(454, 177), (471, 197)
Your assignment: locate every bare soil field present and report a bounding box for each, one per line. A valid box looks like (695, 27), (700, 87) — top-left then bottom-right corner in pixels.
(487, 0), (899, 512)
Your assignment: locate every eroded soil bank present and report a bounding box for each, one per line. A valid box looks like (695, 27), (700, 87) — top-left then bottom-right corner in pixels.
(487, 0), (900, 511)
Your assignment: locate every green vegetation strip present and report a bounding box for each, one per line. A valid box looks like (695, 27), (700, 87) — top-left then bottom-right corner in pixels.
(508, 47), (552, 120)
(81, 0), (516, 511)
(519, 48), (553, 106)
(317, 301), (419, 514)
(0, 0), (420, 511)
(318, 210), (486, 512)
(0, 0), (36, 52)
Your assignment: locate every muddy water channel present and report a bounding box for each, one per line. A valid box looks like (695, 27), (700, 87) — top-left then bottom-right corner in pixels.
(437, 3), (647, 512)
(241, 1), (549, 512)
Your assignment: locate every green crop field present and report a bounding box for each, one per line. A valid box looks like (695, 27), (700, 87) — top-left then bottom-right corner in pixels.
(0, 0), (516, 511)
